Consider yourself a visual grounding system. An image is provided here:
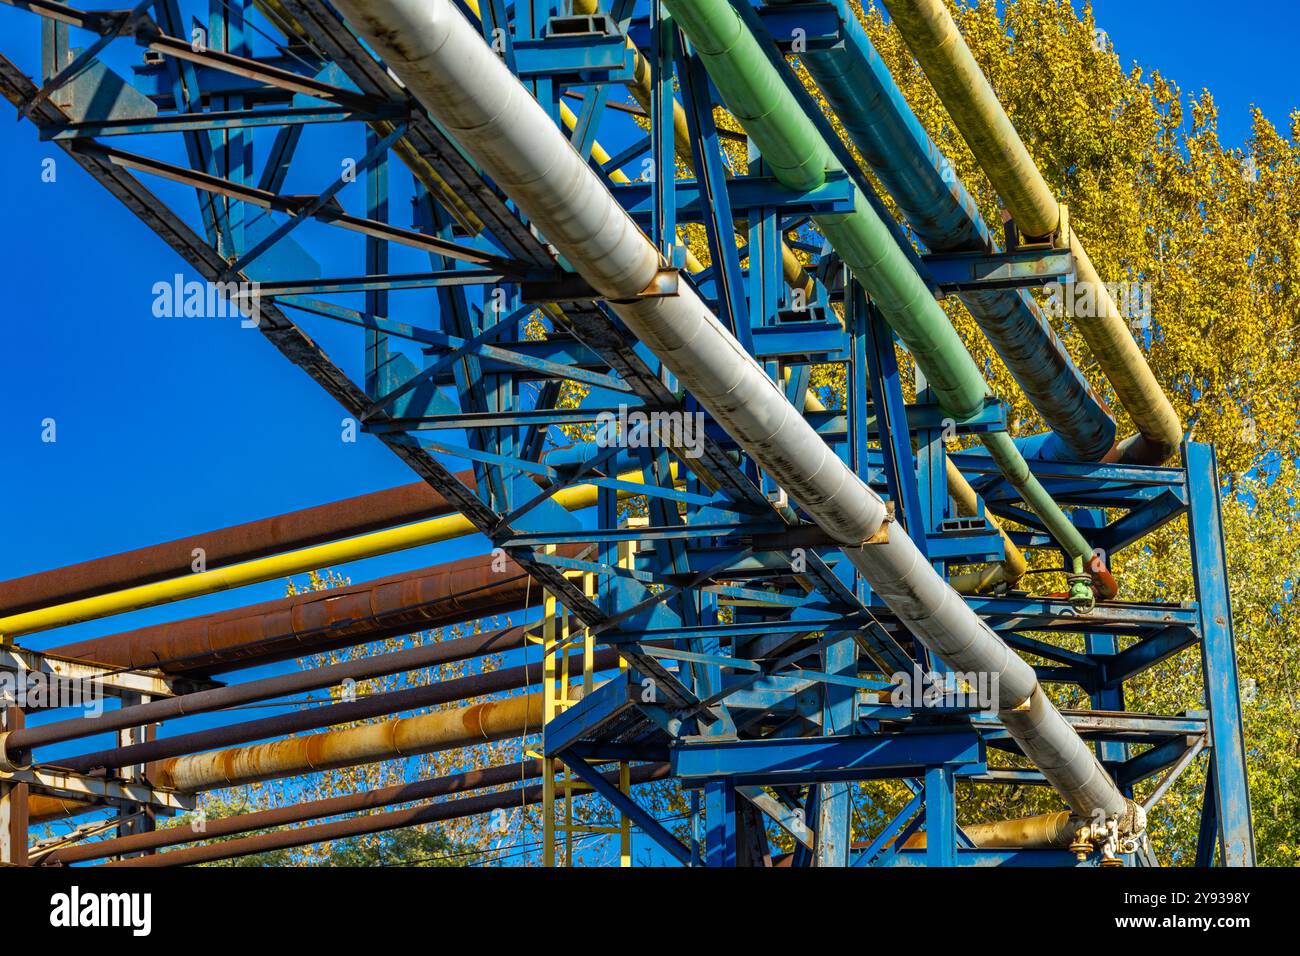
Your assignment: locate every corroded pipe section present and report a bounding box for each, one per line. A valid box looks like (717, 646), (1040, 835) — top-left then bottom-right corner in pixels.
(150, 687), (561, 792)
(48, 548), (569, 676)
(60, 650), (618, 774)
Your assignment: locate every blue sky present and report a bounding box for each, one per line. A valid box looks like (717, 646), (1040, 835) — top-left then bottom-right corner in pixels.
(1085, 0), (1299, 145)
(0, 0), (1295, 850)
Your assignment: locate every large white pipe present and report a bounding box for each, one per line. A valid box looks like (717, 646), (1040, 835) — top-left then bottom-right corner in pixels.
(328, 0), (1138, 837)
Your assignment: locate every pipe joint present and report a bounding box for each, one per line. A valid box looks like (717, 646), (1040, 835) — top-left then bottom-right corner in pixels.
(1067, 573), (1095, 614)
(1071, 799), (1146, 862)
(1086, 552), (1118, 602)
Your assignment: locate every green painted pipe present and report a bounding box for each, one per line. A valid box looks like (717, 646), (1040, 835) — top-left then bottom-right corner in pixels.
(667, 0), (987, 418)
(881, 0), (1183, 465)
(679, 1), (830, 192)
(982, 431), (1089, 562)
(662, 0), (1098, 578)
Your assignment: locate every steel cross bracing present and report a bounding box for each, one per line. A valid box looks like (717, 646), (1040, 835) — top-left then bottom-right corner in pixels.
(0, 0), (1252, 867)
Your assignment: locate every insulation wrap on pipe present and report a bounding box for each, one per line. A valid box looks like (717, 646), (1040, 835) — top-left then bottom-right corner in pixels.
(327, 0), (1136, 832)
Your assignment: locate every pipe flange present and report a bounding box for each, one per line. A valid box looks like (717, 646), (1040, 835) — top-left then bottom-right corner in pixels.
(1067, 574), (1095, 614)
(0, 731), (33, 773)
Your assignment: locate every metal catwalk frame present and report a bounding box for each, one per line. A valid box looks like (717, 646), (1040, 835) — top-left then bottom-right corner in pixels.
(0, 0), (1253, 866)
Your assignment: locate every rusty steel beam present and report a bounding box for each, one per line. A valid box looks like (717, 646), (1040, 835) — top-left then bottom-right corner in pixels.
(6, 624), (530, 756)
(0, 472), (473, 618)
(55, 649), (620, 775)
(104, 762), (671, 867)
(47, 546), (578, 677)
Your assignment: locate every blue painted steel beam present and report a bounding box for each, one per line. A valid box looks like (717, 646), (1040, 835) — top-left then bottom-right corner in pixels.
(610, 169), (856, 219)
(562, 753), (693, 865)
(921, 248), (1075, 293)
(672, 732), (984, 785)
(1184, 441), (1254, 865)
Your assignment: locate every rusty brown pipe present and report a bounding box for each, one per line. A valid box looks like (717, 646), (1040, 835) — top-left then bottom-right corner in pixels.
(55, 649), (619, 775)
(0, 472), (475, 618)
(46, 546), (578, 677)
(41, 757), (549, 865)
(8, 624), (533, 756)
(146, 683), (571, 792)
(28, 793), (92, 825)
(103, 762), (670, 868)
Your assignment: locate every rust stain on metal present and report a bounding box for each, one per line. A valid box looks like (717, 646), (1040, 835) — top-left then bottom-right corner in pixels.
(48, 545), (582, 676)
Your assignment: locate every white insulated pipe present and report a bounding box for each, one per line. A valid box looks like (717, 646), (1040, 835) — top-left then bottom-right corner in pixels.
(328, 0), (1137, 834)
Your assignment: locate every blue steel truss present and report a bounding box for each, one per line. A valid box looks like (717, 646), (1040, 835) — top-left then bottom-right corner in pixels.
(0, 0), (1253, 866)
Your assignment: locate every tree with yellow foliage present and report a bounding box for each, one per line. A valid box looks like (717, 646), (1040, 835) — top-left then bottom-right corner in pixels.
(840, 0), (1298, 864)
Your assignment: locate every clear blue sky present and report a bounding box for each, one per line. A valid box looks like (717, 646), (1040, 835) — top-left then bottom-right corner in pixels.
(1084, 0), (1299, 145)
(0, 0), (1295, 838)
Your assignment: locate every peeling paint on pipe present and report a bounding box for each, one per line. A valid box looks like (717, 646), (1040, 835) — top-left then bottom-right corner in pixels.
(59, 651), (617, 775)
(151, 686), (564, 792)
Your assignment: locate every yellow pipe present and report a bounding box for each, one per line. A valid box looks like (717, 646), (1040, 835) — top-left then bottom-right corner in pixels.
(946, 458), (1028, 594)
(881, 0), (1181, 463)
(0, 470), (659, 640)
(900, 810), (1076, 850)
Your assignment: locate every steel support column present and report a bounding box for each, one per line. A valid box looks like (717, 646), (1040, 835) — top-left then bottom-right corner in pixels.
(1184, 441), (1254, 865)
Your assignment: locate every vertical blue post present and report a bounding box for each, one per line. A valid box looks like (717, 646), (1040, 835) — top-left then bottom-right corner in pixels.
(924, 766), (956, 866)
(859, 292), (929, 664)
(705, 779), (737, 867)
(859, 295), (925, 550)
(649, 1), (677, 261)
(1080, 509), (1128, 773)
(677, 43), (751, 350)
(814, 639), (854, 866)
(1184, 441), (1254, 866)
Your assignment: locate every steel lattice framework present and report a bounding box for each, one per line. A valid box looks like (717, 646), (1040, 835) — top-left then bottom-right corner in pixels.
(0, 0), (1254, 867)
